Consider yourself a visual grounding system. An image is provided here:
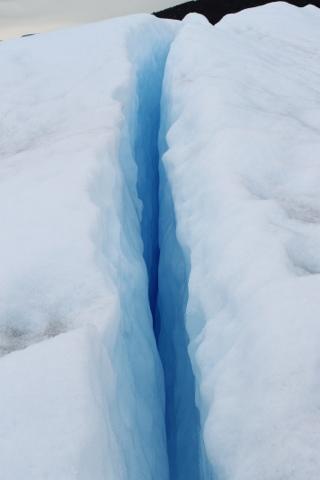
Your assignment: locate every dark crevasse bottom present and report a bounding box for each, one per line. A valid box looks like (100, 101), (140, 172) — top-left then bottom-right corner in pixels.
(131, 29), (212, 479)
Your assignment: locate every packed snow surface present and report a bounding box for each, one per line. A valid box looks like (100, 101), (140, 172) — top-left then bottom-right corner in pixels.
(1, 3), (320, 480)
(160, 4), (320, 480)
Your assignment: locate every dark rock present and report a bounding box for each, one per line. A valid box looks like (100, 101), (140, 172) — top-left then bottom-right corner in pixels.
(154, 0), (320, 24)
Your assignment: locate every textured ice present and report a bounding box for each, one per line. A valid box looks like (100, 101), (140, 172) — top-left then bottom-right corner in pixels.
(160, 4), (320, 479)
(0, 15), (175, 480)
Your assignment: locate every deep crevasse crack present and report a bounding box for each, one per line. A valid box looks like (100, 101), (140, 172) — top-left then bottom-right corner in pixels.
(128, 20), (212, 480)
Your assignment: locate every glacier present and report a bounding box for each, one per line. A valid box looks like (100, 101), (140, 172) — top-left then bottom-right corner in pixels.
(1, 2), (320, 480)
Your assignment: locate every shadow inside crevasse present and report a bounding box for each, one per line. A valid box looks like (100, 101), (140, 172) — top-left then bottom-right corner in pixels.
(132, 41), (213, 476)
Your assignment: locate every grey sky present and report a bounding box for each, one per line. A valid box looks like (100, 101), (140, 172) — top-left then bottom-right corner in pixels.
(0, 0), (178, 39)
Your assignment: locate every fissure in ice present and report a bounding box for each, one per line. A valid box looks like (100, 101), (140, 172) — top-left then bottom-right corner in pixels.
(132, 39), (210, 480)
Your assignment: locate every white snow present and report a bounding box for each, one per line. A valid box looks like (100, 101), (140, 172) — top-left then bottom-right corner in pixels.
(0, 15), (176, 479)
(159, 4), (320, 479)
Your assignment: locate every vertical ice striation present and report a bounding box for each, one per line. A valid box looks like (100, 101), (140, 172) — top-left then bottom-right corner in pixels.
(157, 157), (206, 480)
(155, 20), (213, 479)
(129, 23), (173, 320)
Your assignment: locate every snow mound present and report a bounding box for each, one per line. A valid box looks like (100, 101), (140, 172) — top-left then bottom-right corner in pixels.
(160, 3), (320, 479)
(183, 13), (210, 26)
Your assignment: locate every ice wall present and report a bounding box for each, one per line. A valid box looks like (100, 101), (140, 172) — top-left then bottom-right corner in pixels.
(157, 102), (213, 479)
(0, 15), (175, 480)
(159, 5), (320, 480)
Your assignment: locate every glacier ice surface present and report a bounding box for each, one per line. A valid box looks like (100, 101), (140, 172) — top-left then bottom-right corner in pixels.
(0, 14), (176, 480)
(160, 4), (320, 480)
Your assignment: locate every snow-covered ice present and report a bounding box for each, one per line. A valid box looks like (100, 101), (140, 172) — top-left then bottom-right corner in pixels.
(159, 4), (320, 479)
(0, 14), (176, 480)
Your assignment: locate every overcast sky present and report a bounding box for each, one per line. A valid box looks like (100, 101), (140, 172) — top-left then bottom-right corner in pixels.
(0, 0), (179, 39)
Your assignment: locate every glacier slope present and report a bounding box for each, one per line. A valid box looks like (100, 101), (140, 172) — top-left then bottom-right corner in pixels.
(160, 4), (320, 480)
(0, 15), (176, 480)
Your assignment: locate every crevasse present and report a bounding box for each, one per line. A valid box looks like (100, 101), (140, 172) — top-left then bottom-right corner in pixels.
(126, 19), (212, 480)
